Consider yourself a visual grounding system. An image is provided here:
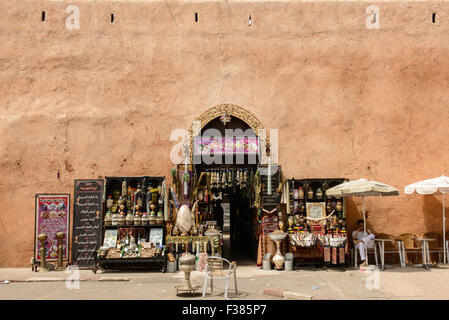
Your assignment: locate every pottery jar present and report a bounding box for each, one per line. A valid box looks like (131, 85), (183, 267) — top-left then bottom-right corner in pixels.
(112, 214), (119, 226)
(298, 187), (304, 200)
(126, 211), (134, 226)
(149, 213), (156, 225)
(118, 214), (126, 225)
(156, 211), (164, 225)
(104, 210), (113, 226)
(307, 187), (314, 200)
(141, 213), (149, 225)
(106, 196), (114, 210)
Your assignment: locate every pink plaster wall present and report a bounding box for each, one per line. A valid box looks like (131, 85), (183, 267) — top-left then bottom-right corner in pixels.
(1, 0), (449, 266)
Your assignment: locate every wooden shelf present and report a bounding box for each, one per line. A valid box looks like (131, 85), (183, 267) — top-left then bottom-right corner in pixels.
(103, 224), (164, 228)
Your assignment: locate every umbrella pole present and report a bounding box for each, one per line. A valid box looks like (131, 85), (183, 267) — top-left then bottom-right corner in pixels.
(363, 196), (368, 265)
(443, 193), (447, 263)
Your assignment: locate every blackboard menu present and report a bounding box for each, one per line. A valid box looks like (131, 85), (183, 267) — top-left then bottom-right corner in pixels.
(72, 179), (104, 268)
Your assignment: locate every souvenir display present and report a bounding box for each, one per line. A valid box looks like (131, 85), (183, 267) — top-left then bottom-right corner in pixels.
(47, 154), (354, 274)
(285, 178), (348, 267)
(93, 176), (167, 273)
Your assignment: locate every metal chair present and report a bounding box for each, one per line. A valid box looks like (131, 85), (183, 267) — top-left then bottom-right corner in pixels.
(423, 232), (445, 264)
(202, 256), (238, 299)
(375, 233), (405, 268)
(397, 233), (421, 265)
(353, 239), (378, 267)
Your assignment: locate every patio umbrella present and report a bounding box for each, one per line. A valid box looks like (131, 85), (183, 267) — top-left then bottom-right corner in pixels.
(404, 175), (449, 264)
(326, 178), (399, 264)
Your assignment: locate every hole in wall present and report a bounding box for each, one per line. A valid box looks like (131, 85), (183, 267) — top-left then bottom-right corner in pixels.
(41, 11), (45, 22)
(432, 12), (436, 23)
(373, 13), (377, 24)
(195, 12), (198, 23)
(248, 15), (252, 26)
(57, 171), (60, 179)
(111, 13), (114, 23)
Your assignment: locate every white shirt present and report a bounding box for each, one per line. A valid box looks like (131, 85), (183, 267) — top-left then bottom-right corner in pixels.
(352, 230), (372, 240)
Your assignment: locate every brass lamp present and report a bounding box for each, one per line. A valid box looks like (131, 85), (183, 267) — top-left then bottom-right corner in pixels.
(38, 233), (49, 272)
(56, 232), (65, 271)
(175, 240), (199, 294)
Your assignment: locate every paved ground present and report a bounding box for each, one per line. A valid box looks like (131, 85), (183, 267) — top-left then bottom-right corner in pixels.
(1, 265), (449, 300)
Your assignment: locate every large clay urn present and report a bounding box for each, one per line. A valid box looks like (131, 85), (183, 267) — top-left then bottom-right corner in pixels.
(269, 230), (287, 270)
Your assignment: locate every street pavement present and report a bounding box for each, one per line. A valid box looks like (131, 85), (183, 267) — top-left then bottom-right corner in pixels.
(1, 265), (449, 300)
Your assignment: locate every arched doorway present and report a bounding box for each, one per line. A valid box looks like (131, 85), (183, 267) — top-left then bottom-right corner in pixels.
(190, 104), (266, 263)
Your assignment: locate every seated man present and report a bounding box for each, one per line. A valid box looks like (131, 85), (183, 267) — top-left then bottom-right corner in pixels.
(352, 219), (375, 266)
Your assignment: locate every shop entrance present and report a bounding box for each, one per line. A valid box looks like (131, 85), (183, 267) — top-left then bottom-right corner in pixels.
(228, 187), (254, 262)
(194, 165), (257, 263)
(193, 114), (260, 263)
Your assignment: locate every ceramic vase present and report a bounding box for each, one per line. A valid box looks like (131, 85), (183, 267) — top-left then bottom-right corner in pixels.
(269, 231), (287, 270)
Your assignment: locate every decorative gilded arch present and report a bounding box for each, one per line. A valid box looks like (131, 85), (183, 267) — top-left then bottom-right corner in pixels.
(187, 103), (270, 162)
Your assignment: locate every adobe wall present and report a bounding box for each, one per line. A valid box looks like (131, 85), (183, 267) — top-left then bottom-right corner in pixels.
(1, 0), (449, 266)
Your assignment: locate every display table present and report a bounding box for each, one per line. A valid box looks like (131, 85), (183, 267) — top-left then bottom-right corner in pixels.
(93, 256), (166, 273)
(288, 232), (348, 268)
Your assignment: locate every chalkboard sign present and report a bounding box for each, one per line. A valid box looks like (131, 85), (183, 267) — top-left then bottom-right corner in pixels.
(72, 179), (104, 269)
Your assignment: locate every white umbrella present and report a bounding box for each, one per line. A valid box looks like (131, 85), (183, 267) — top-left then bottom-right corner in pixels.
(404, 175), (449, 264)
(326, 178), (399, 264)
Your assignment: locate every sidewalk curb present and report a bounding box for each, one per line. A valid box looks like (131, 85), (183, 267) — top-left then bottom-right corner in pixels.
(1, 278), (131, 283)
(263, 288), (313, 300)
